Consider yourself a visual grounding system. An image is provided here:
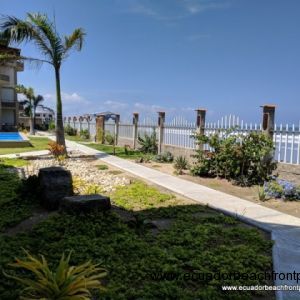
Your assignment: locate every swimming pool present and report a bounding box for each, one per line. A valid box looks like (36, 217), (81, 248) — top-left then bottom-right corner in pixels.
(0, 132), (31, 148)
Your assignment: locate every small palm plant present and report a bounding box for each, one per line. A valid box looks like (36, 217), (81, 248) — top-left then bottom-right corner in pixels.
(137, 131), (158, 154)
(174, 156), (189, 175)
(4, 250), (106, 300)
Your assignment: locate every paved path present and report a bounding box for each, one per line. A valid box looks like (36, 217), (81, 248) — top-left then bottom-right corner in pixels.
(4, 134), (300, 299)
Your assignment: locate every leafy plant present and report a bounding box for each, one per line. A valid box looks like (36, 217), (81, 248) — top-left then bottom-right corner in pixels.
(48, 120), (55, 131)
(154, 151), (174, 163)
(258, 185), (267, 201)
(72, 176), (86, 194)
(97, 164), (109, 170)
(4, 250), (106, 299)
(264, 178), (300, 200)
(138, 131), (158, 154)
(83, 184), (103, 195)
(48, 141), (66, 159)
(64, 124), (77, 136)
(191, 131), (277, 186)
(80, 129), (90, 140)
(174, 156), (189, 175)
(105, 131), (115, 145)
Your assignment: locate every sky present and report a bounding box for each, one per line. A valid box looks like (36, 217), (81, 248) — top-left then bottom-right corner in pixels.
(1, 0), (300, 124)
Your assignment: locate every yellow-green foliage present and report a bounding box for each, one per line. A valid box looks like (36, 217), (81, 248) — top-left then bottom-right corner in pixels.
(83, 184), (103, 195)
(5, 250), (106, 300)
(112, 181), (174, 210)
(72, 176), (102, 195)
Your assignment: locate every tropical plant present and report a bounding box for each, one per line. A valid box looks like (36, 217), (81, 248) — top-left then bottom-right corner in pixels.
(4, 250), (106, 299)
(191, 131), (277, 186)
(64, 124), (77, 136)
(48, 141), (65, 158)
(83, 184), (102, 195)
(80, 129), (90, 140)
(154, 151), (174, 163)
(137, 131), (158, 154)
(105, 131), (115, 145)
(16, 85), (44, 135)
(174, 156), (189, 175)
(0, 13), (85, 152)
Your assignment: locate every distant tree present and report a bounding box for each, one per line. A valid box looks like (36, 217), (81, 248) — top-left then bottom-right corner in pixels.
(16, 84), (44, 135)
(0, 13), (85, 152)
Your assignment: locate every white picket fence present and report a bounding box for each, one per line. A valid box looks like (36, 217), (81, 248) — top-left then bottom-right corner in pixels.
(65, 114), (300, 165)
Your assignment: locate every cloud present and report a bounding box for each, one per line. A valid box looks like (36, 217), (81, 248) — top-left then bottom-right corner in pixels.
(123, 0), (230, 22)
(103, 100), (128, 110)
(44, 92), (90, 105)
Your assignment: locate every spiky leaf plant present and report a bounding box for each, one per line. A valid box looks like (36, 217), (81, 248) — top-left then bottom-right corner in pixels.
(4, 250), (106, 300)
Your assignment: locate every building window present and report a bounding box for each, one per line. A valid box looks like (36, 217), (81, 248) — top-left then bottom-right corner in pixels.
(1, 87), (14, 102)
(0, 74), (10, 82)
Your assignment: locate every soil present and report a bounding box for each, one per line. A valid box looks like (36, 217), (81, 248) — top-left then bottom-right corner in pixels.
(138, 161), (300, 219)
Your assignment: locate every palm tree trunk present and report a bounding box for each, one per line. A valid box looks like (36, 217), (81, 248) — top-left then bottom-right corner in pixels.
(55, 67), (66, 152)
(29, 116), (34, 135)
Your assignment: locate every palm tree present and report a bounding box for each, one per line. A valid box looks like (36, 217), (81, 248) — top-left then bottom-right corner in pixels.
(0, 13), (85, 151)
(16, 85), (44, 135)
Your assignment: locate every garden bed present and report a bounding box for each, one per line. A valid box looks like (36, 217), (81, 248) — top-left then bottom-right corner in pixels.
(0, 156), (274, 299)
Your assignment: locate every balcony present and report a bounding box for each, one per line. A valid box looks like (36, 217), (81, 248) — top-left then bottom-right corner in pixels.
(1, 100), (17, 108)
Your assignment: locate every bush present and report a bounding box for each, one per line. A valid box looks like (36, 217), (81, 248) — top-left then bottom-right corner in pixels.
(80, 129), (90, 139)
(174, 156), (189, 174)
(154, 151), (174, 163)
(191, 131), (277, 186)
(264, 178), (300, 200)
(64, 124), (77, 136)
(138, 131), (158, 154)
(48, 120), (55, 131)
(98, 164), (109, 170)
(105, 131), (115, 145)
(48, 141), (65, 158)
(5, 250), (106, 299)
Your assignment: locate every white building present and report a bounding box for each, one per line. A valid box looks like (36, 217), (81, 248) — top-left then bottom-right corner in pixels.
(0, 45), (23, 131)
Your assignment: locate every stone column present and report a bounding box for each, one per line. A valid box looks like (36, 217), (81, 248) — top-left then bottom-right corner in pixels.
(96, 115), (105, 143)
(114, 114), (120, 146)
(195, 108), (206, 150)
(157, 111), (165, 155)
(261, 104), (276, 139)
(132, 112), (139, 149)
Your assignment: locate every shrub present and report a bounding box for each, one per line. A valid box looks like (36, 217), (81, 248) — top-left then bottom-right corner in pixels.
(154, 151), (174, 163)
(80, 129), (90, 140)
(105, 131), (115, 145)
(191, 131), (277, 186)
(264, 178), (300, 200)
(83, 184), (103, 195)
(48, 120), (55, 131)
(138, 131), (158, 154)
(174, 156), (189, 175)
(5, 250), (106, 299)
(48, 141), (65, 158)
(64, 124), (77, 136)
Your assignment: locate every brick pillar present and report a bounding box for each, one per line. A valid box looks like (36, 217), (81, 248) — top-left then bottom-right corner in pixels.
(157, 111), (165, 155)
(261, 104), (276, 139)
(96, 115), (105, 143)
(132, 112), (139, 149)
(114, 114), (120, 146)
(195, 108), (206, 150)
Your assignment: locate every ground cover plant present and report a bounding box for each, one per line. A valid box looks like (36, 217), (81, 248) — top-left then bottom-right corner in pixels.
(191, 130), (277, 186)
(0, 137), (50, 155)
(0, 171), (274, 299)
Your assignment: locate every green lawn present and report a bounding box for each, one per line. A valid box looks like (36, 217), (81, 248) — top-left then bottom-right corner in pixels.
(0, 137), (50, 155)
(0, 167), (274, 299)
(82, 143), (144, 159)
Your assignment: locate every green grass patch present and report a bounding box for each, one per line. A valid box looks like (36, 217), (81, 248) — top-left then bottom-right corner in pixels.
(0, 204), (273, 299)
(0, 137), (50, 155)
(0, 158), (29, 168)
(112, 181), (175, 210)
(83, 143), (143, 160)
(97, 164), (109, 170)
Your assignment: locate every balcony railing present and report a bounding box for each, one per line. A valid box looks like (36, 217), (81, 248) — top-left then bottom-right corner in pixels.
(1, 100), (17, 108)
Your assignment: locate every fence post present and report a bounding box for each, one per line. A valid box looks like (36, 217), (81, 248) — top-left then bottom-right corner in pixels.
(79, 116), (83, 135)
(195, 108), (206, 150)
(261, 104), (276, 139)
(96, 115), (105, 143)
(114, 114), (120, 146)
(157, 111), (165, 155)
(132, 112), (139, 149)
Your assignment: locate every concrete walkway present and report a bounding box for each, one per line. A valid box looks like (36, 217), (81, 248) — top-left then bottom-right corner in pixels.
(62, 139), (300, 300)
(3, 134), (300, 299)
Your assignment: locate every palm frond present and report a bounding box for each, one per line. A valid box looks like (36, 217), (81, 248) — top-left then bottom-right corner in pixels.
(63, 28), (85, 60)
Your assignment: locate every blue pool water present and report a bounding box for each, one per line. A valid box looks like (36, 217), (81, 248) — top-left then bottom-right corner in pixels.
(0, 132), (24, 141)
